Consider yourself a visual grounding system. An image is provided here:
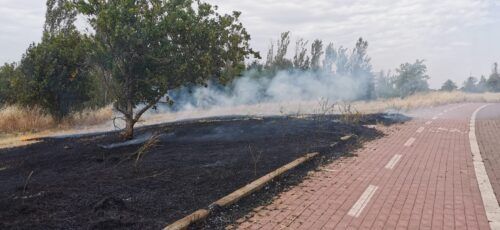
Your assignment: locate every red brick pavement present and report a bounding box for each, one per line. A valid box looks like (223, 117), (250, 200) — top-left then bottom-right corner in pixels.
(234, 103), (492, 229)
(477, 105), (500, 208)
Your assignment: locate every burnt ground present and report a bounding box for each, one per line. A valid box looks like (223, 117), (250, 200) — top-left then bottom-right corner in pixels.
(0, 114), (406, 229)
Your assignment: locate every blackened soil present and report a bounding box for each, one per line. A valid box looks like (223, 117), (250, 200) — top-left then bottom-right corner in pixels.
(0, 114), (404, 229)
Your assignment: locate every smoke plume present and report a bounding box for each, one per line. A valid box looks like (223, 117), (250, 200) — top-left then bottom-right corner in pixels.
(159, 69), (371, 114)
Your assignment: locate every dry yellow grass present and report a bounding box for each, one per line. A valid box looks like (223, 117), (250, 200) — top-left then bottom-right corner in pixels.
(61, 106), (113, 128)
(0, 106), (54, 133)
(0, 105), (113, 134)
(353, 91), (500, 113)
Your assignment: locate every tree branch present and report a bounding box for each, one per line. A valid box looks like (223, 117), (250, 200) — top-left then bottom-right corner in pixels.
(133, 94), (163, 123)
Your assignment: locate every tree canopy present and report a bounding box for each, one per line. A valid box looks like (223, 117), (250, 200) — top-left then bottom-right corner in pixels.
(487, 63), (500, 92)
(17, 30), (94, 119)
(0, 0), (97, 119)
(74, 0), (258, 139)
(393, 59), (429, 97)
(440, 79), (457, 92)
(462, 76), (478, 92)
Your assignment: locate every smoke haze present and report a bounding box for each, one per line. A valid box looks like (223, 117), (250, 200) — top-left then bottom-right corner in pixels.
(161, 69), (370, 114)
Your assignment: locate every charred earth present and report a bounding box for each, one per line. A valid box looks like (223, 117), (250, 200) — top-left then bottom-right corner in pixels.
(0, 114), (406, 229)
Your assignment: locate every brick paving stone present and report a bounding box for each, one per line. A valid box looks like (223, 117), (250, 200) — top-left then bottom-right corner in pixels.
(234, 103), (493, 229)
(477, 105), (500, 204)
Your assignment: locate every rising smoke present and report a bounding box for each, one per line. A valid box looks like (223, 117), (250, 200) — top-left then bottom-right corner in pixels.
(154, 35), (375, 115)
(161, 69), (371, 113)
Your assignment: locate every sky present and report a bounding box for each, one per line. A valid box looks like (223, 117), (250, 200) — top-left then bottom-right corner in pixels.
(1, 0), (500, 88)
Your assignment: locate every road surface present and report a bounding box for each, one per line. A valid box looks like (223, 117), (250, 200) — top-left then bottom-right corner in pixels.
(235, 103), (500, 229)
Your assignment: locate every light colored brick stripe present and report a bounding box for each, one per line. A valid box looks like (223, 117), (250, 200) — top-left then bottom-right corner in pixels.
(348, 185), (379, 218)
(469, 104), (500, 229)
(385, 154), (402, 169)
(404, 137), (416, 147)
(416, 127), (425, 133)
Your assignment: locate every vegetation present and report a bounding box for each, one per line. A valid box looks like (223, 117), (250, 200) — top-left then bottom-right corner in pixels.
(0, 0), (103, 120)
(0, 104), (112, 134)
(18, 31), (95, 120)
(74, 0), (258, 139)
(393, 60), (429, 97)
(0, 63), (21, 104)
(374, 60), (430, 98)
(352, 91), (500, 114)
(259, 33), (375, 100)
(440, 79), (458, 92)
(487, 63), (500, 92)
(439, 62), (500, 94)
(2, 0), (500, 139)
(463, 76), (479, 92)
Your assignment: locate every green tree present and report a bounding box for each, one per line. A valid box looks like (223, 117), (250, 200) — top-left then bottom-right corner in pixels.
(274, 31), (292, 70)
(335, 46), (349, 75)
(322, 43), (336, 73)
(0, 63), (23, 105)
(477, 75), (487, 93)
(19, 31), (94, 119)
(44, 0), (77, 34)
(462, 76), (477, 92)
(310, 39), (323, 71)
(75, 0), (258, 139)
(293, 38), (309, 70)
(349, 38), (374, 100)
(375, 70), (397, 98)
(265, 31), (292, 72)
(487, 63), (500, 92)
(440, 79), (457, 92)
(11, 0), (95, 119)
(394, 59), (429, 97)
(264, 42), (274, 70)
(247, 60), (264, 72)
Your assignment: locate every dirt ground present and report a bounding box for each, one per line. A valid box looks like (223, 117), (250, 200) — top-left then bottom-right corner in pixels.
(0, 114), (404, 229)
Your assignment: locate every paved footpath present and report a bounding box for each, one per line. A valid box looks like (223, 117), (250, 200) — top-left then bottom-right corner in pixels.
(234, 103), (500, 229)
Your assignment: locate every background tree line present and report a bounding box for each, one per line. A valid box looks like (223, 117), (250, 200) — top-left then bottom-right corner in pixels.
(248, 31), (431, 100)
(438, 62), (500, 93)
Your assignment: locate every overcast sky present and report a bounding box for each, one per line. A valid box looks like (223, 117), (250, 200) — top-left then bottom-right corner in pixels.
(1, 0), (500, 88)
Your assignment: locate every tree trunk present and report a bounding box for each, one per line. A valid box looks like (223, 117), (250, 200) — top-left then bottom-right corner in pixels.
(122, 117), (135, 140)
(121, 98), (136, 140)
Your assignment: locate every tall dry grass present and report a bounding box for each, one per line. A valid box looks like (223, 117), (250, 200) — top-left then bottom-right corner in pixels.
(0, 106), (54, 133)
(353, 91), (500, 113)
(61, 106), (113, 128)
(0, 105), (113, 134)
